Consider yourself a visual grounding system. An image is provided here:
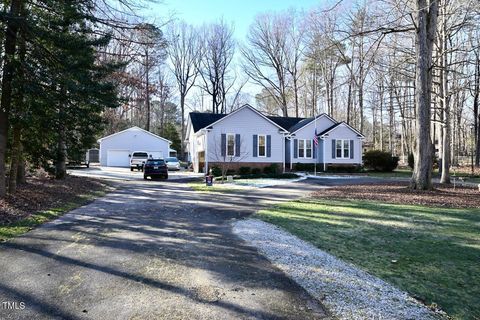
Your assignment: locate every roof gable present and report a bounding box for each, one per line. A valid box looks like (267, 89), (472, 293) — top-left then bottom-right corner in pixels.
(189, 104), (289, 133)
(317, 122), (365, 138)
(98, 126), (172, 144)
(289, 113), (337, 134)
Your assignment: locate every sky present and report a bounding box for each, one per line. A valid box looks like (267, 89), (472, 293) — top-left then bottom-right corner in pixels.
(146, 0), (324, 41)
(142, 0), (331, 110)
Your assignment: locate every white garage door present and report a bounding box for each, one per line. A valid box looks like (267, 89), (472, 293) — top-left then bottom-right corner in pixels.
(107, 150), (130, 167)
(148, 151), (164, 159)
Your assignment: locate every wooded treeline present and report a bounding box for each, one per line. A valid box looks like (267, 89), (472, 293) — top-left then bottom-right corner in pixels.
(1, 0), (479, 197)
(243, 1), (480, 174)
(0, 0), (136, 198)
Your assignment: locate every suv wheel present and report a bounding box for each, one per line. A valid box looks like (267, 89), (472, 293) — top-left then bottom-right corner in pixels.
(130, 167), (133, 172)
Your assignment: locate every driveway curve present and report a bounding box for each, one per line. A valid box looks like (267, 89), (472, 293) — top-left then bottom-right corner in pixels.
(0, 179), (331, 319)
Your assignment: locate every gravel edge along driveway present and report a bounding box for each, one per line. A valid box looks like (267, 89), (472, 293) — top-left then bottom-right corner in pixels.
(233, 219), (444, 320)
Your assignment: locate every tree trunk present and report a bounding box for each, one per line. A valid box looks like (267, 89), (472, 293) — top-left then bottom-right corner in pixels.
(0, 0), (23, 198)
(55, 128), (67, 179)
(180, 94), (186, 160)
(411, 0), (438, 190)
(56, 87), (67, 180)
(440, 10), (450, 184)
(346, 79), (352, 124)
(145, 49), (151, 131)
(474, 53), (480, 166)
(17, 145), (25, 185)
(8, 126), (21, 193)
(389, 84), (395, 154)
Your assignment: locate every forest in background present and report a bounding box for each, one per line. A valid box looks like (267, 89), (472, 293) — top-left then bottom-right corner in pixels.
(107, 0), (480, 173)
(0, 0), (479, 198)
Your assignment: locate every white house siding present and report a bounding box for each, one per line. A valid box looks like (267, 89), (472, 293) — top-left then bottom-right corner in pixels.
(290, 116), (336, 164)
(99, 127), (170, 167)
(187, 126), (207, 173)
(206, 107), (284, 164)
(322, 125), (363, 165)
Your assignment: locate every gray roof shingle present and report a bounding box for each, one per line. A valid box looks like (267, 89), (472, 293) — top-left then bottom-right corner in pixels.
(189, 112), (227, 133)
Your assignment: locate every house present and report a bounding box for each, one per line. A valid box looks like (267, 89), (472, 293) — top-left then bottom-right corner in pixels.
(98, 126), (171, 167)
(186, 104), (364, 173)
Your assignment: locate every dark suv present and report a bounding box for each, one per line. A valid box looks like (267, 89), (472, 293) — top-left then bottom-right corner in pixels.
(143, 159), (168, 180)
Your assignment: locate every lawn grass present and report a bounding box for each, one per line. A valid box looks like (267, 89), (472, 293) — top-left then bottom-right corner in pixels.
(0, 190), (105, 240)
(255, 199), (480, 319)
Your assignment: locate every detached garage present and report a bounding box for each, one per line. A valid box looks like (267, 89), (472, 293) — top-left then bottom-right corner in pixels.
(98, 126), (171, 167)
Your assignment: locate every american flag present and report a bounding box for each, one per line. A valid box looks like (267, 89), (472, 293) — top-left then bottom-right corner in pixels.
(314, 128), (319, 146)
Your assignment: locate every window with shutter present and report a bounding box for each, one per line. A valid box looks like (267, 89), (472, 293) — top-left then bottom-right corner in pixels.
(258, 134), (266, 157)
(226, 134), (235, 156)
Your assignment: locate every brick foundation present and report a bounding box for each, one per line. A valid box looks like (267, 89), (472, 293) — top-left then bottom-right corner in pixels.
(207, 162), (283, 173)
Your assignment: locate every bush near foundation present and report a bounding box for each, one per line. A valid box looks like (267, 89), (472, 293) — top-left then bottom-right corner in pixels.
(364, 150), (399, 172)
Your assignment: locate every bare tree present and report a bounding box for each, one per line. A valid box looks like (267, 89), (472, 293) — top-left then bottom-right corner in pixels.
(209, 135), (248, 181)
(411, 0), (439, 190)
(166, 21), (200, 160)
(197, 20), (235, 114)
(241, 13), (291, 116)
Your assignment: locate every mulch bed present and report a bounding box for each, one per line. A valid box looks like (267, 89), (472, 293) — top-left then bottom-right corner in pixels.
(0, 176), (107, 225)
(312, 181), (480, 209)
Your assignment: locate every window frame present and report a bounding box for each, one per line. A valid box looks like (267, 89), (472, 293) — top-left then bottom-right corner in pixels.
(297, 139), (313, 159)
(335, 139), (351, 159)
(258, 134), (267, 157)
(226, 133), (235, 157)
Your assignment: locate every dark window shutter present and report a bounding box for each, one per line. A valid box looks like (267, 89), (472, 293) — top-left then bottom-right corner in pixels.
(221, 134), (226, 157)
(266, 135), (271, 157)
(293, 139), (298, 158)
(313, 139), (317, 159)
(350, 140), (354, 159)
(253, 135), (258, 157)
(235, 134), (241, 157)
(331, 139), (336, 159)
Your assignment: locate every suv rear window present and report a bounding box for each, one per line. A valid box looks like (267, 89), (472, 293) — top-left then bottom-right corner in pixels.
(146, 159), (165, 165)
(166, 157), (178, 162)
(132, 152), (148, 158)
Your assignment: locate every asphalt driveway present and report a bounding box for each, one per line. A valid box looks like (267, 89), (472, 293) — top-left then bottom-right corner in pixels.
(0, 178), (331, 319)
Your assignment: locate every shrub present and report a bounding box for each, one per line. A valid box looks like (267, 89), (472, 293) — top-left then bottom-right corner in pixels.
(327, 165), (362, 173)
(263, 163), (279, 174)
(226, 169), (236, 175)
(408, 153), (414, 169)
(239, 166), (251, 175)
(363, 150), (399, 172)
(210, 166), (222, 177)
(294, 163), (316, 171)
(251, 168), (261, 174)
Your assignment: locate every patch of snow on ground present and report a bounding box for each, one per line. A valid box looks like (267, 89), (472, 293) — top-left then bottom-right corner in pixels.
(230, 177), (306, 188)
(233, 219), (443, 320)
(297, 172), (365, 179)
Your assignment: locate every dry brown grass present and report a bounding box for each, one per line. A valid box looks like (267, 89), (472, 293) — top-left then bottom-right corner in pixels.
(312, 181), (480, 209)
(0, 175), (107, 225)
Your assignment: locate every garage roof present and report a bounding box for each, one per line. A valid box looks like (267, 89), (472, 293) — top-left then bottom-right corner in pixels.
(98, 126), (172, 144)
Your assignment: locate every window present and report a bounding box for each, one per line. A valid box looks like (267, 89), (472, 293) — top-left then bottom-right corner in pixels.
(306, 140), (312, 158)
(336, 139), (351, 159)
(298, 139), (312, 159)
(258, 135), (266, 157)
(298, 139), (305, 158)
(227, 133), (235, 156)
